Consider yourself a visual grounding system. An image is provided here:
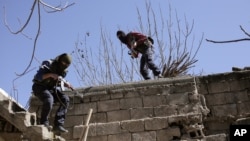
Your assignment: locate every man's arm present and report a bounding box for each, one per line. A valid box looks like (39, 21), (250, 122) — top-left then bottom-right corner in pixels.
(34, 60), (59, 81)
(129, 32), (148, 46)
(127, 33), (139, 58)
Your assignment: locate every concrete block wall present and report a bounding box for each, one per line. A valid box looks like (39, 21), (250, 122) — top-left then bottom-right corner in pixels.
(25, 71), (250, 140)
(65, 77), (200, 125)
(198, 71), (250, 136)
(29, 76), (209, 140)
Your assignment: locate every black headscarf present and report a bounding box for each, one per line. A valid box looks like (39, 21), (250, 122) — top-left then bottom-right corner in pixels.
(117, 30), (127, 44)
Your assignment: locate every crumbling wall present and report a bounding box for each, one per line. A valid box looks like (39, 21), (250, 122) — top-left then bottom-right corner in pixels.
(199, 71), (250, 136)
(29, 76), (212, 141)
(3, 70), (250, 140)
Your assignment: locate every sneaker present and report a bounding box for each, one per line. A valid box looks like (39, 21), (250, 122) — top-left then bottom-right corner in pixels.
(232, 67), (242, 71)
(158, 74), (163, 78)
(155, 74), (163, 79)
(53, 126), (68, 133)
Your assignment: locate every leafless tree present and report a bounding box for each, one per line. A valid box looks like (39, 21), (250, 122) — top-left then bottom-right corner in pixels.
(4, 1), (203, 89)
(136, 2), (203, 77)
(72, 1), (203, 87)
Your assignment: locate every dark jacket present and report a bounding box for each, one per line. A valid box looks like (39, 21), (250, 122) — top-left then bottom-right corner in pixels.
(33, 59), (67, 89)
(124, 32), (152, 58)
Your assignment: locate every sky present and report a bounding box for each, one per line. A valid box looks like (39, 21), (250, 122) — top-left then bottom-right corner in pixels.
(0, 0), (250, 107)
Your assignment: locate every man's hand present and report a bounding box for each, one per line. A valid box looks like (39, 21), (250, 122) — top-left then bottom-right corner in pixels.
(65, 82), (74, 91)
(132, 41), (137, 48)
(58, 76), (74, 91)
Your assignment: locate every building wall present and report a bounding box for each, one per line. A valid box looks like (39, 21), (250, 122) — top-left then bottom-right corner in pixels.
(3, 71), (250, 140)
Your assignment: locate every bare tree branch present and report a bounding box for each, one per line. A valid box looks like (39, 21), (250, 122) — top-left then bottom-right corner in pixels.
(240, 25), (250, 37)
(4, 0), (37, 35)
(39, 0), (75, 13)
(206, 25), (250, 43)
(4, 0), (74, 77)
(206, 38), (250, 43)
(15, 1), (41, 76)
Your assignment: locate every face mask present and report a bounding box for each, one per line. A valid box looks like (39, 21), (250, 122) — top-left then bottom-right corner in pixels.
(58, 62), (69, 71)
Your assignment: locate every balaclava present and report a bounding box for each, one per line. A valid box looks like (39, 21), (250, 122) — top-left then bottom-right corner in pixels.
(51, 53), (71, 75)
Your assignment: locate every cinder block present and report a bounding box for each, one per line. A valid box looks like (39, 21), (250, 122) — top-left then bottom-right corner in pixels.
(97, 99), (120, 112)
(132, 131), (156, 141)
(107, 110), (130, 122)
(205, 93), (234, 106)
(120, 98), (142, 109)
(143, 95), (166, 107)
(108, 133), (131, 141)
(154, 105), (178, 117)
(211, 104), (237, 117)
(96, 122), (122, 136)
(121, 120), (144, 132)
(145, 117), (168, 130)
(156, 127), (181, 141)
(166, 93), (189, 105)
(131, 107), (153, 120)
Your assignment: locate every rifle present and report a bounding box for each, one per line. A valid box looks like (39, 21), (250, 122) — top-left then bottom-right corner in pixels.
(58, 76), (74, 91)
(41, 61), (74, 91)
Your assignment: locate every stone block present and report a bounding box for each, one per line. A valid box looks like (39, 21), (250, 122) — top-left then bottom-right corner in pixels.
(132, 131), (156, 141)
(154, 105), (178, 117)
(207, 81), (230, 94)
(121, 119), (144, 132)
(143, 95), (166, 107)
(97, 99), (120, 112)
(120, 98), (142, 109)
(131, 107), (153, 119)
(107, 109), (130, 122)
(123, 88), (140, 98)
(234, 90), (249, 103)
(203, 133), (227, 141)
(166, 93), (189, 105)
(229, 79), (250, 91)
(205, 93), (234, 106)
(145, 117), (168, 130)
(211, 104), (237, 117)
(204, 121), (230, 131)
(139, 86), (162, 96)
(64, 115), (83, 127)
(69, 113), (106, 125)
(73, 125), (85, 138)
(67, 102), (97, 115)
(156, 127), (181, 141)
(87, 135), (108, 141)
(111, 93), (124, 99)
(96, 122), (123, 136)
(178, 104), (199, 115)
(90, 112), (107, 123)
(169, 82), (194, 94)
(237, 101), (250, 115)
(108, 133), (131, 141)
(73, 124), (97, 138)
